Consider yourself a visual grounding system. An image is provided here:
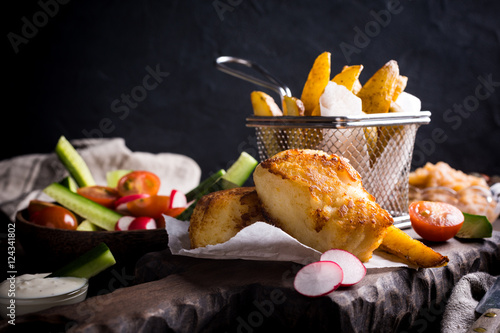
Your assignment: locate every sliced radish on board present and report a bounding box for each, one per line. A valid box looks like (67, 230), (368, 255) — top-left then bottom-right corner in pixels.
(115, 216), (136, 231)
(293, 261), (343, 297)
(128, 216), (157, 230)
(168, 189), (187, 209)
(114, 194), (150, 212)
(320, 249), (366, 286)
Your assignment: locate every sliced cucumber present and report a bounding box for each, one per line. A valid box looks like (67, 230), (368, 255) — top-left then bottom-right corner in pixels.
(48, 243), (116, 279)
(185, 169), (226, 202)
(222, 152), (258, 187)
(55, 136), (96, 187)
(77, 220), (100, 231)
(44, 183), (122, 231)
(455, 213), (492, 239)
(106, 169), (133, 188)
(59, 176), (78, 192)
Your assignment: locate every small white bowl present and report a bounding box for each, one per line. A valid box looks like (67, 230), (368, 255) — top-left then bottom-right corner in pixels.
(0, 278), (88, 319)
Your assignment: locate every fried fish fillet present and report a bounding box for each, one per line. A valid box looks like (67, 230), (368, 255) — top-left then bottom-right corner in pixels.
(189, 187), (265, 249)
(253, 149), (393, 262)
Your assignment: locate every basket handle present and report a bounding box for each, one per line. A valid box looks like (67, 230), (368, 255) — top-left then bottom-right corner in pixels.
(215, 56), (292, 100)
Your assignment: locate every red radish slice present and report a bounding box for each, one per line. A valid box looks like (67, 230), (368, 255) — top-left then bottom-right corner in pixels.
(114, 194), (150, 212)
(128, 216), (157, 230)
(320, 249), (366, 286)
(168, 189), (187, 209)
(115, 216), (136, 231)
(293, 261), (343, 297)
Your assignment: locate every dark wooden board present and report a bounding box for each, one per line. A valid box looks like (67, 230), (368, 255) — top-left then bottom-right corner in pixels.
(1, 230), (499, 332)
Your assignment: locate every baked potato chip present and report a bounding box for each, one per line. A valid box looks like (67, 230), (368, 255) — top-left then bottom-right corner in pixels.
(300, 52), (331, 116)
(378, 225), (449, 268)
(333, 65), (364, 92)
(357, 60), (399, 114)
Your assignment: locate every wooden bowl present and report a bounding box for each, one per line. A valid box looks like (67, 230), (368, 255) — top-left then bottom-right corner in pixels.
(15, 209), (169, 272)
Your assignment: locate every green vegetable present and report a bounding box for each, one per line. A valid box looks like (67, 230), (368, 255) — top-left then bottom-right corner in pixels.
(48, 243), (116, 279)
(59, 176), (78, 192)
(185, 169), (226, 202)
(221, 152), (258, 187)
(178, 152), (258, 221)
(106, 169), (133, 188)
(455, 213), (492, 239)
(76, 220), (100, 231)
(55, 136), (96, 187)
(43, 183), (122, 231)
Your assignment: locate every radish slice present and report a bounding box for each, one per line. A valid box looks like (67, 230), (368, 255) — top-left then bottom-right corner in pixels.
(114, 194), (150, 212)
(115, 216), (136, 231)
(293, 261), (343, 297)
(128, 217), (157, 230)
(168, 189), (187, 209)
(320, 249), (366, 286)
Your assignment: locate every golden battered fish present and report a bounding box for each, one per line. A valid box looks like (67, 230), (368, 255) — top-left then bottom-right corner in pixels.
(253, 149), (393, 262)
(189, 187), (265, 249)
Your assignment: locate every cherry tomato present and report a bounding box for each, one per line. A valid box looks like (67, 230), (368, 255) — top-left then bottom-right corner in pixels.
(32, 206), (78, 230)
(117, 171), (161, 197)
(28, 200), (56, 220)
(163, 207), (186, 218)
(409, 201), (464, 242)
(126, 195), (170, 219)
(77, 186), (120, 208)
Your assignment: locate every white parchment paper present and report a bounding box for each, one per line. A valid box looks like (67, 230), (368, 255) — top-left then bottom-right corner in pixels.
(164, 216), (410, 270)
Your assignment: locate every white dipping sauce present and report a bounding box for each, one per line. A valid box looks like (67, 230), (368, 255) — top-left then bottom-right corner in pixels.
(0, 273), (87, 299)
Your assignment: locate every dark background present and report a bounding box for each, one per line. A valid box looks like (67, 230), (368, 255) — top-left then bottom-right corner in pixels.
(4, 0), (500, 180)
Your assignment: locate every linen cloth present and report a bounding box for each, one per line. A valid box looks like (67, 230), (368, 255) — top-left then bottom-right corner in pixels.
(441, 272), (498, 333)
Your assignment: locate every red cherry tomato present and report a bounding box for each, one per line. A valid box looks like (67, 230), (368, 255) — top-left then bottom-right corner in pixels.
(77, 186), (120, 208)
(28, 200), (56, 220)
(409, 201), (464, 242)
(126, 195), (170, 219)
(117, 171), (161, 197)
(32, 206), (78, 230)
(163, 207), (186, 218)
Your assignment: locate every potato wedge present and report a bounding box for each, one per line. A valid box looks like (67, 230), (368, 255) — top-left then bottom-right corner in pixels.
(301, 52), (331, 116)
(392, 75), (408, 102)
(283, 96), (305, 116)
(378, 225), (449, 268)
(352, 78), (362, 95)
(357, 60), (399, 114)
(333, 65), (364, 92)
(250, 91), (283, 116)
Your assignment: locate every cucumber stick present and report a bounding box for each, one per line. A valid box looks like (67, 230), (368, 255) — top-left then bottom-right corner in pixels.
(76, 220), (100, 231)
(185, 169), (226, 202)
(59, 176), (78, 192)
(106, 169), (132, 188)
(178, 152), (258, 221)
(222, 152), (258, 187)
(55, 136), (96, 187)
(44, 183), (122, 231)
(48, 243), (116, 279)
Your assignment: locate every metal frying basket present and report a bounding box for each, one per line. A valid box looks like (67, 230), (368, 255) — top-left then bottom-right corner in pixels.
(246, 112), (431, 226)
(214, 55), (431, 227)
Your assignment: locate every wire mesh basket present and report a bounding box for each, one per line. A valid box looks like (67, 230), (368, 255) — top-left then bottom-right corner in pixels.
(247, 112), (431, 226)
